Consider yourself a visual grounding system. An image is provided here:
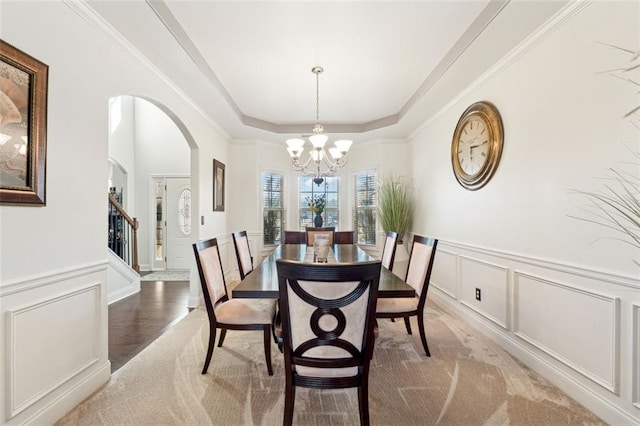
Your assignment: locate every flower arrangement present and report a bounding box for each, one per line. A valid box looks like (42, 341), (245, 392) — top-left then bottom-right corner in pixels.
(306, 194), (326, 214)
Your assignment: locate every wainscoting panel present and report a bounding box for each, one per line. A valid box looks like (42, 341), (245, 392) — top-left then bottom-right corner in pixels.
(430, 249), (457, 299)
(459, 255), (509, 329)
(7, 283), (101, 417)
(514, 272), (619, 393)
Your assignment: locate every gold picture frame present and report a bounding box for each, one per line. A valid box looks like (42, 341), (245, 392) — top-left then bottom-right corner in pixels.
(213, 159), (225, 211)
(0, 40), (48, 205)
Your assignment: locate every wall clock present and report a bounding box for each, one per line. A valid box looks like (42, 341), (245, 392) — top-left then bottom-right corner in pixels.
(451, 101), (504, 190)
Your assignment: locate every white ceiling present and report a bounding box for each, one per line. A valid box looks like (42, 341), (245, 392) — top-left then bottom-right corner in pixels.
(86, 0), (568, 144)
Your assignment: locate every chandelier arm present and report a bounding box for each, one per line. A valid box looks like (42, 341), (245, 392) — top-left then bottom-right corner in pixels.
(322, 155), (338, 172)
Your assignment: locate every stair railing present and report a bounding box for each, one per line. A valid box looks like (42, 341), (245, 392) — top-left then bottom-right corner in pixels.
(108, 193), (140, 272)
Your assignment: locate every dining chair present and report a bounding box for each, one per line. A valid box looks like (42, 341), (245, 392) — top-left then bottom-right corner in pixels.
(232, 230), (253, 280)
(276, 259), (381, 426)
(376, 235), (438, 356)
(380, 231), (399, 270)
(305, 226), (335, 246)
(334, 230), (355, 244)
(283, 230), (306, 244)
(193, 237), (276, 375)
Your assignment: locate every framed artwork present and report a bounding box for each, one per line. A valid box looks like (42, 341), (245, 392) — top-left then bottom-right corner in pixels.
(0, 40), (49, 205)
(213, 159), (225, 211)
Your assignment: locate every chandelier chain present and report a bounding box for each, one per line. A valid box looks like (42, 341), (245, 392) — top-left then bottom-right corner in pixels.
(316, 69), (320, 125)
(312, 66), (324, 133)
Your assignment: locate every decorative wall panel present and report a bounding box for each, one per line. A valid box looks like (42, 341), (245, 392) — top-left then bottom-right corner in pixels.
(459, 256), (509, 329)
(430, 249), (457, 299)
(7, 283), (101, 416)
(514, 272), (619, 393)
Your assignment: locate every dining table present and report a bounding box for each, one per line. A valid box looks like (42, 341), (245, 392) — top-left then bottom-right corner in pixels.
(232, 243), (415, 299)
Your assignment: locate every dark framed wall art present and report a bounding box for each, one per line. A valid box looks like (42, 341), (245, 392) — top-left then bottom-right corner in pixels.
(0, 40), (49, 205)
(213, 159), (225, 211)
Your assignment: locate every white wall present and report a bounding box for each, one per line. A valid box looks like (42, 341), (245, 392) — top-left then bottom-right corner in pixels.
(0, 1), (229, 423)
(409, 1), (640, 423)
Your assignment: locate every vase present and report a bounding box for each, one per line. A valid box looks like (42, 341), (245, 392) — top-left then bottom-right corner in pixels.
(314, 212), (323, 227)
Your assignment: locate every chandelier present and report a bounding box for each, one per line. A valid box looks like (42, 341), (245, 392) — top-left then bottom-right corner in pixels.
(286, 66), (352, 186)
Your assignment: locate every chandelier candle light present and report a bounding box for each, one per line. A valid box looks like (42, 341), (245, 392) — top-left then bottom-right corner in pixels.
(286, 66), (352, 186)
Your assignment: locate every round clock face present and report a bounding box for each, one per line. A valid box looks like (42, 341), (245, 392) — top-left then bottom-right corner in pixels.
(451, 102), (503, 190)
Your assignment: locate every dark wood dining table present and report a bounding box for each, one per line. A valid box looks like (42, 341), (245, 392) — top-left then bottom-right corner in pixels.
(232, 243), (415, 299)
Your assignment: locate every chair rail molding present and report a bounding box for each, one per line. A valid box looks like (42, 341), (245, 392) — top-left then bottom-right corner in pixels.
(0, 261), (108, 297)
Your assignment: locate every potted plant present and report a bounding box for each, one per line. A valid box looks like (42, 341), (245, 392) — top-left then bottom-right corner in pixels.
(378, 175), (415, 277)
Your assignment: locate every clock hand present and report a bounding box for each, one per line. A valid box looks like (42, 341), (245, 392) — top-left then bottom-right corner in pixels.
(470, 140), (488, 148)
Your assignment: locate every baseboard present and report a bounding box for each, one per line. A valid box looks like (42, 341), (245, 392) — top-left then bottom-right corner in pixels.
(108, 286), (139, 305)
(429, 289), (639, 425)
(188, 295), (200, 309)
(21, 361), (111, 426)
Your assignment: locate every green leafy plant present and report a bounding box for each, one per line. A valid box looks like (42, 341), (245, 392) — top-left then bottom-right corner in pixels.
(377, 175), (414, 243)
(570, 44), (640, 266)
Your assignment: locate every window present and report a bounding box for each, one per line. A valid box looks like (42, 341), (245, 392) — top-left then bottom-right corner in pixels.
(178, 189), (192, 235)
(154, 179), (164, 261)
(263, 172), (284, 245)
(298, 176), (339, 230)
(354, 171), (377, 245)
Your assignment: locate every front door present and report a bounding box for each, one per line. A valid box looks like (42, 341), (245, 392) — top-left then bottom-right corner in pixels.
(166, 177), (192, 270)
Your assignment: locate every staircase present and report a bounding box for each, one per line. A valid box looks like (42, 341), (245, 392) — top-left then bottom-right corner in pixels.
(108, 191), (139, 272)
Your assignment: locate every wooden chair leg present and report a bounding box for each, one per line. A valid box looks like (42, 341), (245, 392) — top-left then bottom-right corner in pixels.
(358, 379), (370, 426)
(263, 326), (273, 376)
(202, 324), (217, 374)
(403, 316), (412, 335)
(417, 314), (430, 357)
(217, 328), (227, 347)
(283, 377), (295, 426)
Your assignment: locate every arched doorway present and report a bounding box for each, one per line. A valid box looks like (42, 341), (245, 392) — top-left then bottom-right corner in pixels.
(107, 95), (200, 371)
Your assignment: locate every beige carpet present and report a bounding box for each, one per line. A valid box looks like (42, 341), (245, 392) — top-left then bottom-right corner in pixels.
(57, 303), (604, 425)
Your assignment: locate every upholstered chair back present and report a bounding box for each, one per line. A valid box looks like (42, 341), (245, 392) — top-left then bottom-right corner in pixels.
(284, 231), (307, 244)
(232, 230), (254, 280)
(276, 260), (381, 379)
(194, 238), (228, 308)
(305, 227), (335, 246)
(334, 231), (355, 244)
(405, 236), (438, 301)
(380, 231), (399, 270)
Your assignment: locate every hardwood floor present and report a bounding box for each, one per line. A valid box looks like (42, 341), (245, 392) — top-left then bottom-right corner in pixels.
(108, 278), (191, 373)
